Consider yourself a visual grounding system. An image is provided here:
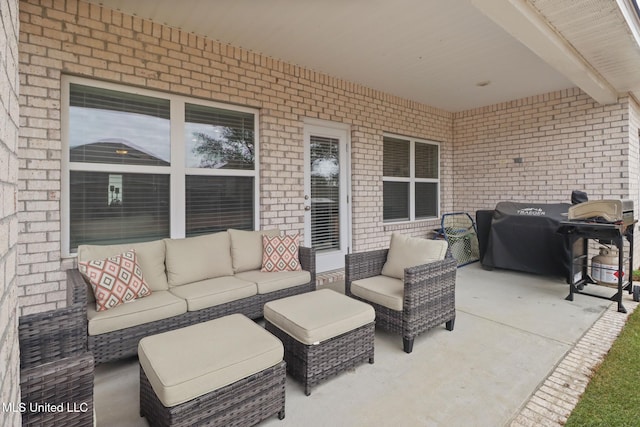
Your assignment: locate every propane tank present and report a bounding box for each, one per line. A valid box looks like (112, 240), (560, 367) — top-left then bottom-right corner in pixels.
(591, 247), (624, 286)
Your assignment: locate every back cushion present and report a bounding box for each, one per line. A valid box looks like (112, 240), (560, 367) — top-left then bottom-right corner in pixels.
(164, 232), (233, 287)
(228, 229), (281, 273)
(77, 239), (168, 297)
(381, 232), (449, 280)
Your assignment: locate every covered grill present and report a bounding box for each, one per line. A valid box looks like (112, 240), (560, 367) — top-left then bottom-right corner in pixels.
(477, 202), (573, 278)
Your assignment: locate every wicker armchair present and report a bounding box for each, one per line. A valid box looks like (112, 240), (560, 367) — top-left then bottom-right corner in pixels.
(345, 248), (456, 353)
(19, 278), (94, 427)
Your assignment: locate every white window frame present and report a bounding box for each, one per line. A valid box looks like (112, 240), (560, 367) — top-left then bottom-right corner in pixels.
(61, 76), (260, 256)
(382, 133), (440, 223)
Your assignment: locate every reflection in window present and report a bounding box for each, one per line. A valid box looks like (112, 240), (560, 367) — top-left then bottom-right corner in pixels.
(65, 79), (258, 253)
(185, 103), (255, 170)
(310, 135), (340, 251)
(108, 174), (123, 207)
(185, 175), (254, 236)
(69, 84), (171, 166)
(70, 171), (170, 251)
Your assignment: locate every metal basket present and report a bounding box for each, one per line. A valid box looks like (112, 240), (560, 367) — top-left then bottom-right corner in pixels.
(441, 212), (480, 267)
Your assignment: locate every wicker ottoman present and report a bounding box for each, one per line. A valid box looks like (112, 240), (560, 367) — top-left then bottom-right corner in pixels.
(264, 289), (375, 396)
(138, 314), (285, 427)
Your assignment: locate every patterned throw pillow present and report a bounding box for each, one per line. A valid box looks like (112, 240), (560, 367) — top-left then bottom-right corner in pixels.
(78, 250), (152, 311)
(261, 234), (302, 272)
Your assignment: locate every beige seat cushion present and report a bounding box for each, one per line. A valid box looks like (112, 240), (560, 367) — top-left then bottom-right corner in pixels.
(168, 276), (257, 312)
(228, 229), (280, 273)
(164, 232), (233, 287)
(77, 239), (169, 299)
(381, 232), (448, 280)
(350, 275), (404, 311)
(138, 314), (284, 407)
(234, 270), (311, 294)
(87, 290), (187, 336)
(264, 289), (375, 345)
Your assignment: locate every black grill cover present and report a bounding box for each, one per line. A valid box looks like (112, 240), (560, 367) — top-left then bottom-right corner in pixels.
(481, 202), (572, 277)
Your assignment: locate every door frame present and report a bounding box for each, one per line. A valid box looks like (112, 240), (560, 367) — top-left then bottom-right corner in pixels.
(302, 118), (352, 273)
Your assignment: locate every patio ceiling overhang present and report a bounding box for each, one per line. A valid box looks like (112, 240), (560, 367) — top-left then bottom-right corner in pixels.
(87, 0), (640, 111)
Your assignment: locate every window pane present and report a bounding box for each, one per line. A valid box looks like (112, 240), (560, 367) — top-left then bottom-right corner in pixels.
(383, 137), (409, 177)
(69, 84), (170, 166)
(383, 181), (409, 221)
(185, 103), (255, 170)
(185, 176), (254, 236)
(415, 182), (438, 218)
(310, 135), (340, 252)
(415, 142), (438, 179)
(69, 171), (170, 252)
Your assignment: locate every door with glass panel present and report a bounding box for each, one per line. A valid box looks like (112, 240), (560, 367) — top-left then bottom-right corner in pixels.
(303, 122), (350, 273)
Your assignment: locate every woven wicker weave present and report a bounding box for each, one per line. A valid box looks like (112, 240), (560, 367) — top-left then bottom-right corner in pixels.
(265, 321), (375, 396)
(19, 279), (93, 427)
(345, 248), (456, 353)
(140, 361), (286, 427)
(72, 246), (316, 364)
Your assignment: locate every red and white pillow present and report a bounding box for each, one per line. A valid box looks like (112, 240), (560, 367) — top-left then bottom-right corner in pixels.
(79, 250), (152, 312)
(261, 234), (302, 272)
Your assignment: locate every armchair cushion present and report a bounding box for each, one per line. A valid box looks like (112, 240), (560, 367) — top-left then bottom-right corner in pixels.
(350, 275), (404, 311)
(381, 233), (448, 280)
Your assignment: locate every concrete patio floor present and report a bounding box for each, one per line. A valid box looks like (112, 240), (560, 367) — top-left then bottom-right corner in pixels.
(94, 263), (634, 426)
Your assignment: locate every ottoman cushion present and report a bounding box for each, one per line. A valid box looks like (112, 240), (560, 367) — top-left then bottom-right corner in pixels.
(138, 314), (283, 407)
(264, 289), (375, 345)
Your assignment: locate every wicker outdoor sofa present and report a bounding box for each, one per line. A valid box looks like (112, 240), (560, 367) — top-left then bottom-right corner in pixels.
(71, 229), (316, 364)
(345, 233), (457, 353)
(19, 275), (94, 427)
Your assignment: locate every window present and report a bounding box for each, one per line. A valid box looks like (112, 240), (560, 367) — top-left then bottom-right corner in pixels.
(63, 77), (258, 254)
(383, 134), (439, 222)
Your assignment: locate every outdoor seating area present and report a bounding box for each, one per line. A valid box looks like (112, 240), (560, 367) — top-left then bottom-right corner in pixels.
(73, 229), (316, 364)
(88, 263), (636, 426)
(14, 224), (640, 425)
(5, 1), (640, 426)
(20, 231), (460, 426)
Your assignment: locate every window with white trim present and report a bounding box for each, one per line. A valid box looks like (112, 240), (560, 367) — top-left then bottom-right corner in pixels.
(63, 77), (259, 254)
(382, 134), (439, 222)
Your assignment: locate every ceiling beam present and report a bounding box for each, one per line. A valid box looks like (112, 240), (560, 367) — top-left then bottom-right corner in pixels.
(472, 0), (619, 105)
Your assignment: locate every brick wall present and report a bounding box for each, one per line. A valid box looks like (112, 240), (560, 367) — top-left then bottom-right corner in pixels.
(454, 89), (638, 268)
(17, 0), (453, 314)
(453, 89), (632, 210)
(0, 0), (21, 424)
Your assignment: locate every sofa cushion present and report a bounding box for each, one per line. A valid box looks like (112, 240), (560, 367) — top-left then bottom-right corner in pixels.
(79, 250), (152, 312)
(228, 229), (281, 273)
(261, 234), (302, 272)
(165, 232), (233, 287)
(351, 275), (404, 311)
(235, 270), (311, 294)
(87, 290), (187, 336)
(168, 276), (257, 312)
(138, 314), (284, 407)
(77, 239), (169, 298)
(381, 232), (448, 280)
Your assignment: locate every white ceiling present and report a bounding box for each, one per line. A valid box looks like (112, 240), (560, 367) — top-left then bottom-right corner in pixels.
(86, 0), (640, 112)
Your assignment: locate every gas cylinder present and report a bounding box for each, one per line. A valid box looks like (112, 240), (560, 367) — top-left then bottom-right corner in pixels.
(591, 247), (624, 286)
